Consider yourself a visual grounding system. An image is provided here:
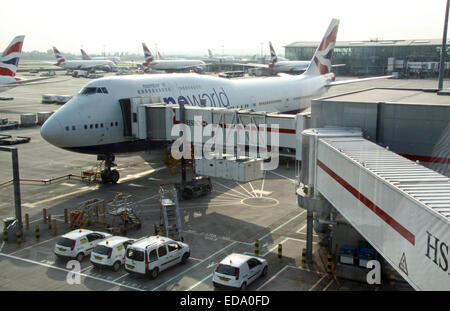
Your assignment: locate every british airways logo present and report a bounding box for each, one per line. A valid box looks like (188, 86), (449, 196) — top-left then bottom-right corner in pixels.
(163, 87), (230, 108)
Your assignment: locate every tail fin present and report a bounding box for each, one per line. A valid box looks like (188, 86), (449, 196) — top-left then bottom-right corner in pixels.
(52, 46), (66, 66)
(80, 49), (91, 60)
(304, 19), (339, 76)
(0, 35), (25, 77)
(157, 52), (164, 60)
(268, 41), (278, 68)
(208, 49), (213, 58)
(142, 43), (154, 66)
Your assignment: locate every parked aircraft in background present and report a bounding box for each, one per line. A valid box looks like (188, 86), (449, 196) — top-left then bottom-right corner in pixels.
(242, 42), (344, 75)
(266, 41), (310, 73)
(47, 47), (117, 72)
(142, 43), (205, 73)
(41, 19), (392, 184)
(80, 49), (120, 64)
(0, 36), (62, 92)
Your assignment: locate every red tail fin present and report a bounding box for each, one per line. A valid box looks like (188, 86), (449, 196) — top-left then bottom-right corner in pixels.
(305, 19), (339, 76)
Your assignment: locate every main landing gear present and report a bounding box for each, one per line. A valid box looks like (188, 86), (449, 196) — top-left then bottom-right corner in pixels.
(98, 154), (120, 184)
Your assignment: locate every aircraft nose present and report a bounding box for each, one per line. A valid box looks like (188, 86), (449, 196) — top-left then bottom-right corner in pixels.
(40, 115), (64, 147)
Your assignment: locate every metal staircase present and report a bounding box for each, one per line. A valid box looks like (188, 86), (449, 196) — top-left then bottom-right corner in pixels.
(157, 184), (183, 241)
(107, 193), (142, 235)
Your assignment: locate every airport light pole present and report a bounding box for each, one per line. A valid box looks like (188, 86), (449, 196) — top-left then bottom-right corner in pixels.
(0, 147), (22, 231)
(438, 0), (449, 90)
(260, 42), (263, 62)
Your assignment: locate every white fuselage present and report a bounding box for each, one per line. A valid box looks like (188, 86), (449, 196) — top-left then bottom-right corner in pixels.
(146, 60), (205, 71)
(58, 59), (116, 71)
(41, 73), (332, 154)
(89, 56), (120, 63)
(208, 56), (235, 63)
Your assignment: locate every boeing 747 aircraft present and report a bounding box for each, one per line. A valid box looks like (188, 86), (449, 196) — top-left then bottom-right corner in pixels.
(207, 49), (235, 63)
(41, 19), (391, 183)
(49, 47), (117, 72)
(142, 43), (205, 73)
(80, 49), (120, 64)
(243, 41), (344, 75)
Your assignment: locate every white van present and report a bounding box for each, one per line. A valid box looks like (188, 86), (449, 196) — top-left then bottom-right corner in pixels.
(54, 229), (112, 261)
(212, 253), (268, 290)
(124, 235), (190, 279)
(90, 236), (135, 271)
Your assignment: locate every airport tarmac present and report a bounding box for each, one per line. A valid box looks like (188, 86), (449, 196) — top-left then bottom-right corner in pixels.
(0, 72), (444, 291)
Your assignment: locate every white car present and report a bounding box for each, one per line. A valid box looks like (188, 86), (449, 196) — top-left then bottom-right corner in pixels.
(90, 236), (135, 271)
(212, 253), (268, 290)
(54, 229), (112, 261)
(124, 235), (190, 279)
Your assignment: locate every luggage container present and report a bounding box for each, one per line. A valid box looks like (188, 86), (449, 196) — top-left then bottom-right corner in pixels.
(338, 245), (357, 265)
(358, 247), (377, 268)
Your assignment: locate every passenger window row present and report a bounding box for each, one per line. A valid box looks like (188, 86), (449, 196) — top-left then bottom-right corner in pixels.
(65, 121), (119, 131)
(137, 87), (170, 95)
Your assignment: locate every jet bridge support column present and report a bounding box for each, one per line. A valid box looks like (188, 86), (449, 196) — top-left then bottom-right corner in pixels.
(306, 210), (314, 263)
(297, 128), (363, 264)
(179, 99), (187, 186)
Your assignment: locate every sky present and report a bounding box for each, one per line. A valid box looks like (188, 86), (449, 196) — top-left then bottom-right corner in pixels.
(0, 0), (447, 56)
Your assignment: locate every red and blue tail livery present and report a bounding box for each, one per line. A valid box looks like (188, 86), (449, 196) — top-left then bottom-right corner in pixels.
(142, 43), (154, 66)
(268, 41), (278, 68)
(0, 35), (24, 77)
(52, 46), (66, 66)
(306, 19), (339, 76)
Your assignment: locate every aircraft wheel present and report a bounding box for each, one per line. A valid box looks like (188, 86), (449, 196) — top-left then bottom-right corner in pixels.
(111, 170), (120, 184)
(101, 171), (111, 184)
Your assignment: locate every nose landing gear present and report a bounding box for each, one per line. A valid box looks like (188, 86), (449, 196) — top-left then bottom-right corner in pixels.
(98, 154), (120, 184)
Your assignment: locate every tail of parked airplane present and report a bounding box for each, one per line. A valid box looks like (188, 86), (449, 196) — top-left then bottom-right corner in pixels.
(208, 49), (213, 58)
(80, 49), (91, 60)
(142, 43), (154, 66)
(52, 47), (66, 66)
(304, 19), (339, 76)
(1, 35), (25, 77)
(268, 41), (277, 68)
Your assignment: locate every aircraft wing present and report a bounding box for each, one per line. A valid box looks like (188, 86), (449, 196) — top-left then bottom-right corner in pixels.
(235, 63), (268, 68)
(40, 61), (57, 65)
(327, 75), (393, 87)
(1, 77), (70, 88)
(14, 76), (58, 84)
(276, 73), (293, 77)
(331, 64), (346, 68)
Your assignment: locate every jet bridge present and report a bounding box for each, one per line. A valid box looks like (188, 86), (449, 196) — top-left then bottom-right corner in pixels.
(121, 96), (450, 289)
(298, 129), (450, 291)
(120, 96), (311, 160)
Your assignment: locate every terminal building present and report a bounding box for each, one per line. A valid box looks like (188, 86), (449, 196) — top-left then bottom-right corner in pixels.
(285, 39), (450, 77)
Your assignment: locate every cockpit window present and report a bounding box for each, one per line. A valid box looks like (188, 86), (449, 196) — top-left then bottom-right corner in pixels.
(80, 87), (108, 95)
(80, 87), (97, 95)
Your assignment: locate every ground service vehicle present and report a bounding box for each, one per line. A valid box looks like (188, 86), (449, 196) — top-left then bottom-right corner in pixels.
(213, 253), (268, 290)
(177, 176), (212, 200)
(124, 235), (190, 279)
(90, 236), (135, 271)
(54, 229), (112, 261)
